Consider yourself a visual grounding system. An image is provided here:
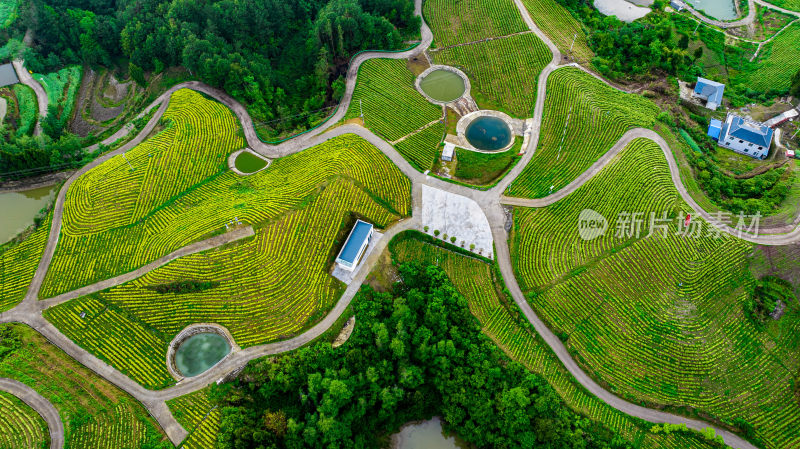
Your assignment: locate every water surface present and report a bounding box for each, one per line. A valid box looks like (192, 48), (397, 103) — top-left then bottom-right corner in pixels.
(420, 70), (466, 103)
(174, 332), (231, 377)
(392, 417), (468, 449)
(235, 151), (267, 173)
(684, 0), (737, 20)
(465, 116), (512, 151)
(0, 185), (55, 244)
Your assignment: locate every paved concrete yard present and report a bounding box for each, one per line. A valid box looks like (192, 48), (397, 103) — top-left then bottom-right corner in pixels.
(421, 185), (493, 257)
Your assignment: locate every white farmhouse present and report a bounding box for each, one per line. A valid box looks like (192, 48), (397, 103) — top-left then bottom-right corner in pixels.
(717, 114), (773, 160)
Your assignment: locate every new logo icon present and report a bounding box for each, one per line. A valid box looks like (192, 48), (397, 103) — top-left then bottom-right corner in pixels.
(578, 209), (607, 241)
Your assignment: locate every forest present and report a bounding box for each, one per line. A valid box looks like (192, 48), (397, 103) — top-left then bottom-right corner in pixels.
(14, 0), (419, 137)
(210, 263), (632, 448)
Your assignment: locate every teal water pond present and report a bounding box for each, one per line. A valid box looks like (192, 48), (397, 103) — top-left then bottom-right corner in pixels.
(465, 116), (512, 151)
(420, 70), (466, 103)
(174, 333), (231, 377)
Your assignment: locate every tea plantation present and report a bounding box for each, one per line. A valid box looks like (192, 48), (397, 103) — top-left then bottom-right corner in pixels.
(511, 139), (800, 448)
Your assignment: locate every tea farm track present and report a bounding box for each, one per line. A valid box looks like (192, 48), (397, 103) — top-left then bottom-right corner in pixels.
(3, 0), (798, 447)
(0, 377), (64, 449)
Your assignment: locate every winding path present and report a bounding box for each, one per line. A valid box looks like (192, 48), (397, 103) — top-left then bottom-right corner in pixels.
(0, 378), (64, 449)
(1, 0), (796, 447)
(12, 60), (47, 137)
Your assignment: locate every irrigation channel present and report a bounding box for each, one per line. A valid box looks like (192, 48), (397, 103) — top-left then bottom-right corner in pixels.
(1, 0), (798, 447)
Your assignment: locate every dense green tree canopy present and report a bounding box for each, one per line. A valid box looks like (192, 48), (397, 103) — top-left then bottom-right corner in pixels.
(213, 263), (632, 449)
(18, 0), (419, 135)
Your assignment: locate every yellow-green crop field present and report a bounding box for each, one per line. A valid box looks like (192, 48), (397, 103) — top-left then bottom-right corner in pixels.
(43, 89), (411, 389)
(0, 390), (48, 449)
(0, 214), (52, 312)
(424, 0), (528, 48)
(167, 388), (220, 449)
(389, 234), (720, 449)
(511, 139), (800, 448)
(507, 67), (660, 198)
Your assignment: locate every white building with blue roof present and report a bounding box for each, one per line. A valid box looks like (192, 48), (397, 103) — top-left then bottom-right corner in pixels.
(718, 114), (773, 159)
(335, 220), (374, 271)
(692, 77), (725, 110)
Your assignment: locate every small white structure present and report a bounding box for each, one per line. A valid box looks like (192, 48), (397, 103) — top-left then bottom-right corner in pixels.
(763, 107), (799, 128)
(441, 142), (455, 162)
(692, 77), (725, 110)
(670, 0), (686, 10)
(718, 114), (773, 160)
(335, 220), (374, 271)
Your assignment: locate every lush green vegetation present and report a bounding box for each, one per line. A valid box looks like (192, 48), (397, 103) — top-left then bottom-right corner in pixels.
(454, 136), (522, 185)
(11, 84), (36, 136)
(736, 22), (800, 93)
(434, 33), (551, 117)
(394, 121), (444, 171)
(43, 95), (411, 388)
(665, 113), (794, 216)
(167, 388), (221, 449)
(762, 0), (800, 13)
(0, 0), (18, 29)
(511, 139), (800, 449)
(0, 390), (49, 449)
(390, 233), (725, 449)
(424, 0), (528, 48)
(0, 324), (170, 449)
(744, 275), (798, 328)
(0, 215), (51, 312)
(34, 65), (83, 139)
(344, 58), (442, 142)
(213, 261), (640, 449)
(519, 0), (593, 61)
(18, 0), (419, 140)
(507, 67), (659, 198)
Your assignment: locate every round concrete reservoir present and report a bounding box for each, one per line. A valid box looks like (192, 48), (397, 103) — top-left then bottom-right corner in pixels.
(419, 69), (466, 103)
(174, 333), (231, 377)
(465, 116), (512, 151)
(234, 151), (268, 174)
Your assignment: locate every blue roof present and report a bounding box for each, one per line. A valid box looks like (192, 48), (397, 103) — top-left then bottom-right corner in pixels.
(707, 120), (721, 139)
(337, 220), (373, 264)
(694, 78), (725, 105)
(727, 115), (773, 147)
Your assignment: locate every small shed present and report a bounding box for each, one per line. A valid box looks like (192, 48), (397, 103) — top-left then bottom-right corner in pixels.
(787, 149), (796, 159)
(335, 220), (374, 272)
(0, 63), (19, 88)
(441, 142), (455, 162)
(707, 119), (722, 140)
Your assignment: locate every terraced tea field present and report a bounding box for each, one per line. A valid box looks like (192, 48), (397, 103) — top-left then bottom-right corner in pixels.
(424, 0), (528, 48)
(519, 0), (593, 62)
(13, 84), (37, 136)
(394, 121), (444, 170)
(433, 32), (551, 117)
(343, 58), (441, 142)
(738, 22), (800, 92)
(0, 323), (165, 449)
(167, 388), (220, 449)
(506, 67), (659, 198)
(0, 215), (52, 312)
(0, 390), (48, 449)
(45, 130), (411, 389)
(510, 139), (800, 448)
(41, 89), (245, 298)
(389, 234), (720, 449)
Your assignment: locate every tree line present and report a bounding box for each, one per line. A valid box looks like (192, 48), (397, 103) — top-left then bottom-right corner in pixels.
(14, 0), (419, 139)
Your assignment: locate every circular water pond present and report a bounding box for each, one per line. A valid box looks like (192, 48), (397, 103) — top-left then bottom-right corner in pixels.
(234, 151), (268, 173)
(174, 333), (231, 377)
(465, 116), (512, 151)
(419, 69), (466, 103)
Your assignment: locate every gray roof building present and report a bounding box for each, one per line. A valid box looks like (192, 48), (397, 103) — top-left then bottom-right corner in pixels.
(692, 77), (725, 110)
(0, 63), (19, 88)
